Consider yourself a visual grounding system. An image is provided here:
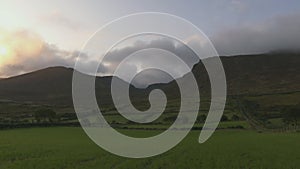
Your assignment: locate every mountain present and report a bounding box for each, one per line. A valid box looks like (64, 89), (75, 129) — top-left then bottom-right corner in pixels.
(192, 53), (300, 95)
(0, 53), (299, 106)
(0, 66), (129, 106)
(0, 67), (73, 105)
(148, 53), (300, 99)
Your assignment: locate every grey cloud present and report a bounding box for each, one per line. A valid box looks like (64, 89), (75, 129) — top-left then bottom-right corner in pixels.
(132, 69), (174, 88)
(96, 13), (300, 87)
(212, 13), (300, 55)
(102, 38), (198, 69)
(230, 0), (247, 12)
(3, 13), (300, 88)
(98, 37), (199, 87)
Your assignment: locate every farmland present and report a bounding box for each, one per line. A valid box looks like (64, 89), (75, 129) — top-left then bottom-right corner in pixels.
(0, 127), (299, 169)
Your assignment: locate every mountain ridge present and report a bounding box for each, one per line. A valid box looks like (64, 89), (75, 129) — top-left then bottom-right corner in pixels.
(0, 53), (299, 106)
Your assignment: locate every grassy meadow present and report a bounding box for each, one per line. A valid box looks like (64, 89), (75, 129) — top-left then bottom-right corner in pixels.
(0, 127), (299, 169)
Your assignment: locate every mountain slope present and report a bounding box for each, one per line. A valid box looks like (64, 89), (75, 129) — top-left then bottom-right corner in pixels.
(0, 67), (73, 104)
(0, 53), (299, 106)
(0, 67), (129, 105)
(191, 53), (300, 95)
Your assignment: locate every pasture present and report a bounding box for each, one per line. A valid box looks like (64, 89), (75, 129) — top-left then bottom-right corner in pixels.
(0, 127), (299, 169)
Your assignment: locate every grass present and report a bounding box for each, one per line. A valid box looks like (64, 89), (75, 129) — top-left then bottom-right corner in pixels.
(0, 127), (299, 169)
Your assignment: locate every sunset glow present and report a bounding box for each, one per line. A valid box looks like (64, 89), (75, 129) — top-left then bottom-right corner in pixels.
(0, 44), (10, 65)
(0, 45), (8, 56)
(0, 29), (44, 67)
(0, 0), (299, 78)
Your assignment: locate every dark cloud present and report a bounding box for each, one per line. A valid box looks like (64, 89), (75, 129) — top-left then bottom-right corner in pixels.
(96, 12), (300, 87)
(98, 37), (199, 87)
(212, 13), (300, 55)
(102, 38), (198, 70)
(132, 69), (174, 88)
(2, 13), (300, 88)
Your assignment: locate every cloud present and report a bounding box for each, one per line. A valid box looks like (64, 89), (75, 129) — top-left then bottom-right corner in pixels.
(212, 13), (300, 55)
(0, 28), (110, 79)
(0, 29), (43, 62)
(39, 10), (82, 31)
(1, 12), (300, 88)
(0, 29), (77, 77)
(132, 69), (174, 88)
(230, 0), (247, 12)
(97, 37), (199, 87)
(99, 37), (199, 73)
(89, 12), (300, 87)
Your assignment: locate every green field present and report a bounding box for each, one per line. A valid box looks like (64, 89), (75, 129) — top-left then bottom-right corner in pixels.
(0, 127), (299, 169)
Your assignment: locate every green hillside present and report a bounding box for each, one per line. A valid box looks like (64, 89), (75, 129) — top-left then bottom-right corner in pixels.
(0, 53), (299, 130)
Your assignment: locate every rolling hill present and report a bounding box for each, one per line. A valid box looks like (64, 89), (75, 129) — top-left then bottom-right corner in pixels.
(0, 67), (129, 106)
(0, 53), (299, 107)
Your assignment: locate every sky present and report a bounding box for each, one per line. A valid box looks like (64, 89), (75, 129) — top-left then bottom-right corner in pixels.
(0, 0), (300, 86)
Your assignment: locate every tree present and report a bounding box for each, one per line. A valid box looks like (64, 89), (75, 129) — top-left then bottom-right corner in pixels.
(282, 105), (300, 130)
(34, 108), (57, 123)
(231, 114), (240, 121)
(196, 114), (207, 123)
(221, 115), (229, 122)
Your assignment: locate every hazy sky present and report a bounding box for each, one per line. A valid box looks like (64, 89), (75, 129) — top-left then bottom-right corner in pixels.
(1, 0), (300, 50)
(0, 0), (300, 82)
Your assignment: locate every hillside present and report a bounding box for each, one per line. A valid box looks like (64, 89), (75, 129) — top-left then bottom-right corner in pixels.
(0, 53), (299, 107)
(191, 53), (300, 95)
(0, 67), (129, 106)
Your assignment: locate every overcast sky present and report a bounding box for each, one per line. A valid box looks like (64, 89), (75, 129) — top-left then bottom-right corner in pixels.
(0, 0), (300, 86)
